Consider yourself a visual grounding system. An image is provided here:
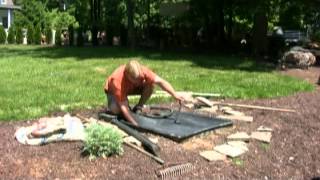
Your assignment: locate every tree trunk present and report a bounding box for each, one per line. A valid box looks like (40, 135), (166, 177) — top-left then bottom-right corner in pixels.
(252, 11), (268, 59)
(127, 0), (135, 49)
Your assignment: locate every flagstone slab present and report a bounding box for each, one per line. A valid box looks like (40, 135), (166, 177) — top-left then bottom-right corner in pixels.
(214, 144), (247, 158)
(227, 132), (250, 141)
(251, 131), (272, 143)
(199, 150), (227, 161)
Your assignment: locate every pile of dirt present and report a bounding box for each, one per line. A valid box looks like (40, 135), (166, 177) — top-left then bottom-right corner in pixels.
(0, 67), (319, 179)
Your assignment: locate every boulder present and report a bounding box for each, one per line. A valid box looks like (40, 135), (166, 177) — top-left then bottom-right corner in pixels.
(281, 46), (316, 69)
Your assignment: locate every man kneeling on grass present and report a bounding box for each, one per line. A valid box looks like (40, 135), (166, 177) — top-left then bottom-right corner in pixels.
(104, 60), (184, 126)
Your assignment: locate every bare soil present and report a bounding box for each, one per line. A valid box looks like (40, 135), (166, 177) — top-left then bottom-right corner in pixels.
(0, 67), (319, 180)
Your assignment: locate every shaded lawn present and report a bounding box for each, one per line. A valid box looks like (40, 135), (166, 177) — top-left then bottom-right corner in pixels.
(0, 45), (314, 121)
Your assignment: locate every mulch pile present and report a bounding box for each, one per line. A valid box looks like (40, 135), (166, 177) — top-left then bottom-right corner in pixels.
(0, 67), (319, 179)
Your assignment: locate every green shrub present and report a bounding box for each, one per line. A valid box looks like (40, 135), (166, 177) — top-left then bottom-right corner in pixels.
(83, 123), (123, 160)
(45, 28), (52, 45)
(34, 25), (42, 45)
(15, 27), (23, 44)
(27, 25), (34, 44)
(7, 26), (15, 44)
(311, 30), (320, 42)
(0, 25), (7, 44)
(55, 28), (61, 46)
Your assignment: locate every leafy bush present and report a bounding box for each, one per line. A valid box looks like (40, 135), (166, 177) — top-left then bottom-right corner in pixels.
(7, 26), (15, 44)
(0, 25), (7, 44)
(15, 27), (23, 44)
(83, 123), (123, 160)
(311, 30), (320, 42)
(27, 25), (34, 44)
(45, 27), (52, 45)
(34, 25), (42, 45)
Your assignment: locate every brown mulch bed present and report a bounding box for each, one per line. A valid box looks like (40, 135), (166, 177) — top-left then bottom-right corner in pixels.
(1, 67), (319, 179)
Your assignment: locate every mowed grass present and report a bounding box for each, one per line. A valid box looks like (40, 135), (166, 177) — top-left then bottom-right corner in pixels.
(0, 45), (314, 121)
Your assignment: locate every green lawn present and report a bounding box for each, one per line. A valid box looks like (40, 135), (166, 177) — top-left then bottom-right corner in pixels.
(0, 45), (314, 121)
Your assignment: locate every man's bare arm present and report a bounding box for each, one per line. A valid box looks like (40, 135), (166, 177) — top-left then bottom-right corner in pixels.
(154, 76), (184, 102)
(119, 102), (138, 126)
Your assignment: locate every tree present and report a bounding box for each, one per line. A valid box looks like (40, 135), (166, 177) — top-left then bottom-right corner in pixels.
(14, 0), (47, 28)
(55, 28), (61, 46)
(34, 25), (42, 45)
(7, 26), (16, 44)
(45, 27), (52, 44)
(27, 25), (34, 44)
(0, 26), (6, 44)
(15, 27), (24, 44)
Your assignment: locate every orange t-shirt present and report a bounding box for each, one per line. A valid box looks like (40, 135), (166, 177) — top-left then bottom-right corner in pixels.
(104, 65), (156, 103)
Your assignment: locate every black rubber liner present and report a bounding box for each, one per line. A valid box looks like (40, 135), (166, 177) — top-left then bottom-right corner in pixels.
(120, 111), (233, 142)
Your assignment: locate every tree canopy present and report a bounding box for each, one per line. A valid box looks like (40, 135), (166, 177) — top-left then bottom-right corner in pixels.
(13, 0), (320, 53)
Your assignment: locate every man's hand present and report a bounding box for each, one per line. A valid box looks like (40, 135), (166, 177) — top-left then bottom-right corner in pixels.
(132, 105), (143, 113)
(119, 102), (139, 126)
(173, 94), (186, 105)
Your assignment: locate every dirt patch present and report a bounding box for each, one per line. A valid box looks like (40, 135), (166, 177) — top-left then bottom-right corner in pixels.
(1, 68), (320, 179)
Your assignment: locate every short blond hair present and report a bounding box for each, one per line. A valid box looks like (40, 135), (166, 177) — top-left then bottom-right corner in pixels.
(125, 60), (142, 79)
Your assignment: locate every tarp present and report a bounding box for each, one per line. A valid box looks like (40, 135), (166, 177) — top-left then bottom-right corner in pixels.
(119, 112), (232, 142)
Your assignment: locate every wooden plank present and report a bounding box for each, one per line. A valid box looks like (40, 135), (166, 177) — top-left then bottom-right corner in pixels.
(156, 91), (221, 98)
(124, 141), (164, 164)
(212, 101), (296, 113)
(218, 115), (253, 122)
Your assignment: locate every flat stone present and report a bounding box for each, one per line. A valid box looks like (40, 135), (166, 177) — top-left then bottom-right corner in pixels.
(251, 131), (272, 143)
(227, 132), (250, 141)
(227, 141), (248, 151)
(220, 107), (245, 116)
(214, 144), (247, 158)
(198, 106), (218, 114)
(196, 97), (214, 107)
(257, 126), (273, 132)
(199, 150), (227, 161)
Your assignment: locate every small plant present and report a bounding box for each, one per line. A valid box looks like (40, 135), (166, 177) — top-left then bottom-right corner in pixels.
(83, 123), (123, 160)
(0, 25), (6, 44)
(232, 157), (244, 167)
(7, 26), (15, 44)
(260, 142), (270, 151)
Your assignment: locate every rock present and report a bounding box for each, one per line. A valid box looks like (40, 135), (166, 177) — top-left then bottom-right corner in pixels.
(257, 126), (273, 132)
(198, 106), (219, 114)
(289, 156), (294, 161)
(227, 132), (250, 141)
(282, 46), (316, 69)
(220, 107), (245, 116)
(199, 150), (227, 161)
(251, 131), (272, 143)
(227, 141), (249, 151)
(214, 144), (248, 158)
(196, 97), (214, 107)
